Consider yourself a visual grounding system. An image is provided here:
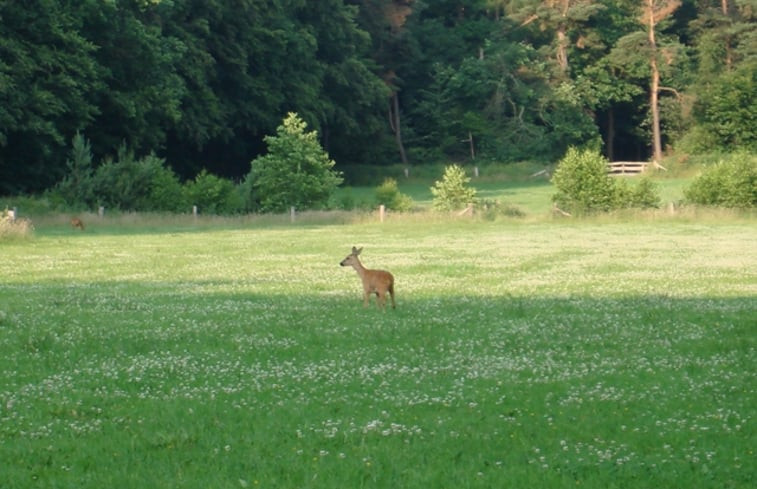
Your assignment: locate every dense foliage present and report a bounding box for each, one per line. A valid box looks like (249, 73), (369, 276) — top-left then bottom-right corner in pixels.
(375, 178), (414, 211)
(244, 113), (343, 213)
(1, 1), (755, 196)
(552, 147), (660, 214)
(684, 153), (757, 208)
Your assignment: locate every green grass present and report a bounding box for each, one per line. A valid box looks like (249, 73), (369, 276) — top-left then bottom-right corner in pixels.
(0, 217), (754, 488)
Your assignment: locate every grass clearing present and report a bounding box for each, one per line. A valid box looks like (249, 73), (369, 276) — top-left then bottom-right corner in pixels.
(0, 217), (755, 488)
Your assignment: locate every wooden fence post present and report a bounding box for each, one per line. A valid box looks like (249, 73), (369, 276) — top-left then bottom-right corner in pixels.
(379, 204), (385, 223)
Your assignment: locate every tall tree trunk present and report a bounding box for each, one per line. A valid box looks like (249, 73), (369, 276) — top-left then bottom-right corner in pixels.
(606, 109), (615, 161)
(721, 0), (733, 68)
(649, 36), (663, 163)
(389, 92), (408, 165)
(643, 0), (680, 165)
(556, 28), (569, 74)
(556, 0), (570, 74)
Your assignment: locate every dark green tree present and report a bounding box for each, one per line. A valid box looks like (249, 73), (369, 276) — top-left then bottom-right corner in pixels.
(53, 133), (96, 208)
(0, 0), (103, 193)
(245, 113), (343, 213)
(680, 0), (756, 152)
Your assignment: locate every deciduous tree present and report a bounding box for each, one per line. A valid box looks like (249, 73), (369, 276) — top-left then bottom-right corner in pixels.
(245, 113), (343, 213)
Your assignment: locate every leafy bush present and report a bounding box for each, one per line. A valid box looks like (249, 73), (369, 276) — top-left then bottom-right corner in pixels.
(684, 153), (757, 208)
(431, 165), (477, 211)
(617, 177), (662, 210)
(184, 170), (243, 215)
(552, 148), (619, 213)
(0, 195), (55, 215)
(245, 113), (343, 213)
(91, 148), (186, 212)
(148, 163), (188, 213)
(552, 148), (661, 214)
(52, 136), (186, 212)
(375, 178), (413, 211)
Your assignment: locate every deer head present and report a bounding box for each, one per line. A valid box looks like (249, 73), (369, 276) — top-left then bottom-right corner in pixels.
(339, 246), (363, 268)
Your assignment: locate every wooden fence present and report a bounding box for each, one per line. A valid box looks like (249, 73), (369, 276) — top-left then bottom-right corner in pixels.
(607, 161), (648, 175)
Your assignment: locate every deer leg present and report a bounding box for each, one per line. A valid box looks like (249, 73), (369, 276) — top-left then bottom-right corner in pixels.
(362, 289), (371, 307)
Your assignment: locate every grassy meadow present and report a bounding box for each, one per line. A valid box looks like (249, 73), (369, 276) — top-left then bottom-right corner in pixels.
(1, 207), (755, 487)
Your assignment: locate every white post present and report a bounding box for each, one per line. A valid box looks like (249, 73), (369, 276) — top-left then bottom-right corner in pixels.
(98, 206), (105, 218)
(192, 205), (198, 218)
(474, 166), (479, 178)
(404, 167), (409, 178)
(7, 209), (15, 221)
(290, 206), (296, 223)
(379, 204), (385, 223)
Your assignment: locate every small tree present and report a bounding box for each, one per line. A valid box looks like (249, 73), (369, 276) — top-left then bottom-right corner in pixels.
(431, 165), (477, 211)
(246, 113), (343, 213)
(552, 147), (619, 214)
(54, 133), (96, 209)
(375, 178), (413, 211)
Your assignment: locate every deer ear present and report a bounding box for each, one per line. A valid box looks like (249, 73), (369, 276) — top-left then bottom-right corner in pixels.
(355, 247), (363, 255)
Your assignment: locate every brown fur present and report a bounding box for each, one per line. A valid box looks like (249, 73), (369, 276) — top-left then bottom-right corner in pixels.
(340, 246), (396, 309)
(71, 217), (85, 230)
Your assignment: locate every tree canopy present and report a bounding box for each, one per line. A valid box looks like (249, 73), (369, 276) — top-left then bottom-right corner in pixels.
(1, 0), (755, 194)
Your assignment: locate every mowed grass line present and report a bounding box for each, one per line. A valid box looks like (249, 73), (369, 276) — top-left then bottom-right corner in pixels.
(0, 220), (755, 488)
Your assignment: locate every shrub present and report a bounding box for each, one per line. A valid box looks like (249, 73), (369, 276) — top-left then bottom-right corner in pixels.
(375, 178), (413, 211)
(52, 136), (186, 212)
(684, 153), (757, 208)
(148, 163), (188, 213)
(552, 147), (619, 214)
(91, 148), (186, 212)
(431, 165), (477, 211)
(245, 113), (343, 213)
(552, 148), (661, 214)
(184, 170), (243, 215)
(617, 177), (662, 210)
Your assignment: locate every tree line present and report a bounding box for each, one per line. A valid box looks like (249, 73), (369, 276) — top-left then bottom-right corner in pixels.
(1, 0), (755, 195)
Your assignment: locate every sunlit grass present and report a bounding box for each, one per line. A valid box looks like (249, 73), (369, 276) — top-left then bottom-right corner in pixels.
(0, 219), (754, 488)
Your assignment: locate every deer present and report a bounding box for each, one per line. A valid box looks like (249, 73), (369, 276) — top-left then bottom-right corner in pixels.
(70, 217), (85, 231)
(340, 246), (396, 310)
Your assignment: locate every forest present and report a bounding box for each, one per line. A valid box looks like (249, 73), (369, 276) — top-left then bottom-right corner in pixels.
(1, 0), (755, 196)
